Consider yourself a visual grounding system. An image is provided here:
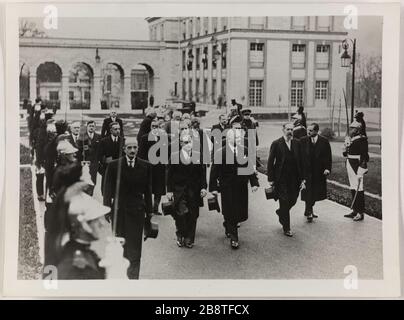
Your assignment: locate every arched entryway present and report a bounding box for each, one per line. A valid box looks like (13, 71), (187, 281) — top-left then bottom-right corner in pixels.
(101, 63), (124, 110)
(68, 62), (94, 110)
(36, 62), (62, 110)
(19, 63), (30, 108)
(130, 63), (154, 111)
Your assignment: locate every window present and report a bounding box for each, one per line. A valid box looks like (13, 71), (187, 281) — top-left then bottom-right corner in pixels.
(203, 79), (207, 103)
(221, 17), (228, 30)
(212, 45), (218, 69)
(250, 17), (265, 29)
(49, 91), (59, 101)
(291, 16), (307, 30)
(131, 71), (148, 91)
(196, 48), (200, 69)
(212, 79), (217, 104)
(203, 17), (209, 35)
(196, 79), (200, 102)
(292, 44), (306, 69)
(182, 50), (186, 70)
(221, 43), (227, 69)
(84, 91), (91, 102)
(202, 47), (208, 70)
(182, 79), (186, 100)
(249, 80), (263, 107)
(106, 75), (112, 92)
(160, 24), (164, 41)
(315, 81), (328, 100)
(182, 21), (186, 39)
(317, 16), (330, 31)
(221, 79), (226, 101)
(188, 19), (193, 38)
(250, 43), (264, 68)
(189, 79), (193, 100)
(316, 44), (330, 68)
(69, 91), (74, 101)
(212, 17), (218, 33)
(196, 18), (201, 37)
(291, 80), (304, 107)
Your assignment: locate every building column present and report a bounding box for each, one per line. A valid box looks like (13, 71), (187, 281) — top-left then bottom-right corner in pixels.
(123, 74), (132, 111)
(207, 43), (213, 104)
(191, 47), (197, 102)
(29, 74), (37, 103)
(92, 65), (102, 111)
(185, 66), (190, 100)
(306, 41), (315, 108)
(61, 75), (69, 113)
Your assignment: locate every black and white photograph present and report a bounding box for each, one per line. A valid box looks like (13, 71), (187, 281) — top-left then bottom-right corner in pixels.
(1, 1), (401, 298)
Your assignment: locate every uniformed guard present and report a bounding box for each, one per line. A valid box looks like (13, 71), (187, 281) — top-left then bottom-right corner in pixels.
(291, 113), (307, 140)
(241, 108), (259, 146)
(343, 120), (369, 221)
(56, 185), (112, 279)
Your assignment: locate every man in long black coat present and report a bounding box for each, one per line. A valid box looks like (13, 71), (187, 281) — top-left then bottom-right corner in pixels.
(97, 122), (124, 195)
(77, 120), (102, 195)
(299, 123), (332, 222)
(103, 138), (153, 279)
(101, 108), (124, 138)
(136, 110), (157, 144)
(167, 135), (207, 248)
(209, 116), (259, 249)
(138, 118), (167, 215)
(267, 123), (303, 237)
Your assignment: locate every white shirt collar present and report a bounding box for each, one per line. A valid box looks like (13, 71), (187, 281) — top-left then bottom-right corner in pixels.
(283, 136), (292, 149)
(311, 135), (318, 143)
(126, 156), (135, 167)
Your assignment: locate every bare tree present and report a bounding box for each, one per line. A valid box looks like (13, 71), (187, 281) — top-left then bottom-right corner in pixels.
(355, 54), (382, 108)
(19, 20), (47, 38)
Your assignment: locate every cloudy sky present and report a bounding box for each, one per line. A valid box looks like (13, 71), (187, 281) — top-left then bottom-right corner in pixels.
(24, 16), (382, 57)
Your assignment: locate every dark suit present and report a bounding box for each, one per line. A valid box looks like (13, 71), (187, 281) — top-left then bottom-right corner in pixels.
(138, 132), (167, 213)
(97, 135), (124, 194)
(267, 137), (302, 232)
(101, 117), (124, 138)
(167, 151), (207, 243)
(103, 157), (152, 279)
(77, 132), (102, 195)
(136, 116), (153, 144)
(300, 135), (332, 215)
(65, 133), (80, 150)
(209, 145), (259, 241)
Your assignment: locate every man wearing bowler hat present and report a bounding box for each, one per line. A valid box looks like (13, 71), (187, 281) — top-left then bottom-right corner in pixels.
(103, 137), (154, 279)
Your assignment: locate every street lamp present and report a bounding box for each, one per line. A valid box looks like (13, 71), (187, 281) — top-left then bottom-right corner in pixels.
(340, 38), (356, 123)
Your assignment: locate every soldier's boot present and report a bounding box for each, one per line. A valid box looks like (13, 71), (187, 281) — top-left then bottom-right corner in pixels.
(344, 190), (357, 218)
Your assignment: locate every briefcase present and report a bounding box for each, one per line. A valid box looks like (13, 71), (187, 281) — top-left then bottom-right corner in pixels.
(161, 200), (175, 216)
(265, 185), (276, 200)
(144, 221), (159, 240)
(208, 196), (220, 212)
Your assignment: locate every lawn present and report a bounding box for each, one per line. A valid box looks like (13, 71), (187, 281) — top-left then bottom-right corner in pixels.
(20, 143), (32, 165)
(257, 148), (382, 219)
(18, 167), (42, 279)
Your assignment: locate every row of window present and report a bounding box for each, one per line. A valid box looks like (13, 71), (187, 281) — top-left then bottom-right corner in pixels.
(248, 42), (331, 69)
(181, 17), (333, 40)
(182, 43), (227, 71)
(181, 79), (328, 107)
(183, 78), (227, 104)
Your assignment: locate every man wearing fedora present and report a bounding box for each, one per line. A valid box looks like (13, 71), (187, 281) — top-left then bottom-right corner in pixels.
(103, 138), (153, 279)
(209, 115), (259, 249)
(267, 123), (304, 237)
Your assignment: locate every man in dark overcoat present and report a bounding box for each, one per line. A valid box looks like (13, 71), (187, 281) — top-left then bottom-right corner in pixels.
(267, 123), (303, 237)
(138, 118), (167, 215)
(299, 123), (332, 222)
(97, 122), (124, 195)
(136, 110), (157, 144)
(101, 108), (124, 138)
(77, 120), (102, 195)
(103, 138), (153, 279)
(167, 134), (207, 248)
(209, 116), (259, 249)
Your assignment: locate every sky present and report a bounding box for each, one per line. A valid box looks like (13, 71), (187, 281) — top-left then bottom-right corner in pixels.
(24, 16), (382, 57)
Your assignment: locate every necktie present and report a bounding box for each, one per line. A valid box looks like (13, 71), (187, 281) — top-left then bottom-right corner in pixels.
(312, 137), (316, 144)
(129, 160), (133, 168)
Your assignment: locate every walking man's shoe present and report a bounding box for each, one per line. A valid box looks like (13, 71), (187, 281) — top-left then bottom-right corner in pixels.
(353, 213), (364, 221)
(230, 240), (239, 249)
(283, 230), (293, 237)
(176, 236), (184, 247)
(344, 211), (356, 218)
(307, 213), (313, 223)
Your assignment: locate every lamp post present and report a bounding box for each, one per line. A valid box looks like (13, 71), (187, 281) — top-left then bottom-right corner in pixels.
(340, 38), (356, 123)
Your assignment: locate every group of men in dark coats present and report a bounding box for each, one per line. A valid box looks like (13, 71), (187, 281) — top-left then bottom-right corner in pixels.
(267, 121), (332, 236)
